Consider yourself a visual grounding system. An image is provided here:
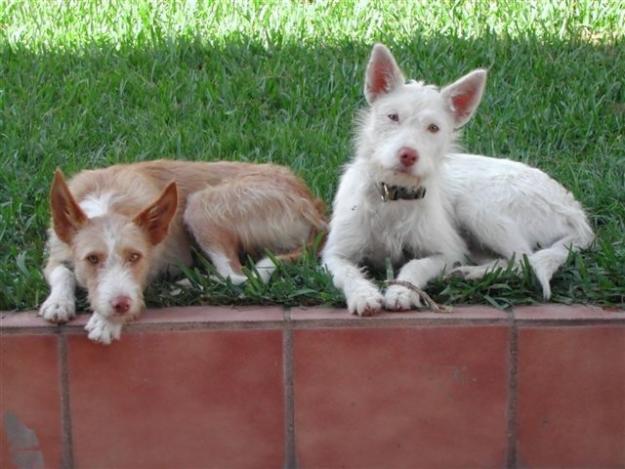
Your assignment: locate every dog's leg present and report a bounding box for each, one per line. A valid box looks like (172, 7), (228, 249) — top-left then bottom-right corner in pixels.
(184, 197), (248, 285)
(450, 259), (512, 280)
(322, 197), (384, 316)
(324, 254), (384, 316)
(205, 244), (248, 285)
(184, 183), (249, 284)
(185, 176), (323, 286)
(449, 219), (532, 280)
(384, 254), (450, 311)
(39, 239), (76, 323)
(84, 313), (123, 345)
(40, 264), (76, 322)
(206, 246), (272, 285)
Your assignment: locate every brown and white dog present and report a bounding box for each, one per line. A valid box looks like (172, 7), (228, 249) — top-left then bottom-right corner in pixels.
(40, 159), (326, 344)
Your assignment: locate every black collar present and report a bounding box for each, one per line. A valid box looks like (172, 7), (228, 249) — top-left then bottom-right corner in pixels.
(379, 182), (426, 202)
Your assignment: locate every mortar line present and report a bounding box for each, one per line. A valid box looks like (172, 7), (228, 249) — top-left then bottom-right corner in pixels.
(58, 334), (74, 469)
(283, 307), (297, 469)
(505, 314), (519, 468)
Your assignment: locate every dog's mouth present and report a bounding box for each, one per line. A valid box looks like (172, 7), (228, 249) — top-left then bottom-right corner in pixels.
(380, 168), (422, 187)
(111, 308), (140, 319)
(105, 308), (142, 324)
(393, 165), (416, 175)
(90, 294), (145, 322)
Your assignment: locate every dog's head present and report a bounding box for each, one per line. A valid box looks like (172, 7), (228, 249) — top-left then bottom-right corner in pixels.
(49, 170), (178, 322)
(357, 43), (486, 186)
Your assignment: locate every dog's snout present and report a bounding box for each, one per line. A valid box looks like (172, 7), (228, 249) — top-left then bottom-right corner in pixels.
(399, 147), (418, 167)
(111, 295), (131, 314)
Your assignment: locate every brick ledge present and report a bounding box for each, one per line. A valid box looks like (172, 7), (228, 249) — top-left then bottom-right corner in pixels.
(1, 304), (624, 333)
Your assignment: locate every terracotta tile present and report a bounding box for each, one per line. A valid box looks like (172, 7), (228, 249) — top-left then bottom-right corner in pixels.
(0, 312), (57, 329)
(294, 326), (509, 468)
(517, 326), (625, 467)
(58, 305), (285, 330)
(515, 303), (625, 321)
(0, 335), (63, 469)
(291, 305), (509, 322)
(289, 307), (367, 322)
(67, 329), (284, 468)
(133, 305), (285, 324)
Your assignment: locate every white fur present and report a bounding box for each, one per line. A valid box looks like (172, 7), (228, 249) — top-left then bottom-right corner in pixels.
(73, 221), (146, 324)
(92, 262), (144, 318)
(39, 265), (76, 322)
(75, 193), (145, 333)
(254, 257), (277, 284)
(205, 252), (276, 285)
(80, 192), (114, 218)
(323, 44), (593, 315)
(205, 249), (248, 285)
(85, 313), (122, 345)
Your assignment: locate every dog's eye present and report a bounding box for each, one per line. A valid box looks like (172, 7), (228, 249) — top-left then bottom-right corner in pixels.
(86, 254), (100, 265)
(127, 253), (142, 263)
(427, 123), (440, 133)
(387, 113), (399, 123)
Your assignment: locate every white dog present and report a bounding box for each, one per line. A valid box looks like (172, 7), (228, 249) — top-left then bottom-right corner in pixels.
(322, 44), (593, 316)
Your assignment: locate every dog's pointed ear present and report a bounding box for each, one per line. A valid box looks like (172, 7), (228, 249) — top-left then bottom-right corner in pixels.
(364, 43), (405, 104)
(441, 69), (487, 128)
(50, 169), (88, 244)
(133, 181), (178, 245)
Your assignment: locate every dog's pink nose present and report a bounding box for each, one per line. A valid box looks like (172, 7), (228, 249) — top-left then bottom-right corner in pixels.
(399, 147), (418, 167)
(111, 296), (131, 314)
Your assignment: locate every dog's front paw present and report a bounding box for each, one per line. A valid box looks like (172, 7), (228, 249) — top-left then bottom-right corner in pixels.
(85, 314), (122, 345)
(384, 284), (423, 311)
(39, 296), (76, 323)
(347, 287), (384, 317)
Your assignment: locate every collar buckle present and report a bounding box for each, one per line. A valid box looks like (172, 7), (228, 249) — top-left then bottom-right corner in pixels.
(380, 182), (391, 202)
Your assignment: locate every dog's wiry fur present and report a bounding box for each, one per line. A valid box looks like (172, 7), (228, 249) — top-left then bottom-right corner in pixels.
(322, 44), (593, 315)
(41, 159), (326, 343)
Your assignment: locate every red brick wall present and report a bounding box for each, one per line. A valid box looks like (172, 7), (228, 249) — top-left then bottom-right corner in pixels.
(2, 305), (624, 468)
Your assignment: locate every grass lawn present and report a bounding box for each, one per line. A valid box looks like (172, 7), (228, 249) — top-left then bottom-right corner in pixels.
(1, 0), (624, 311)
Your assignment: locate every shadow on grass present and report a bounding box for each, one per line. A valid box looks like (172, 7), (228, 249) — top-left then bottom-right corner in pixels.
(1, 34), (624, 309)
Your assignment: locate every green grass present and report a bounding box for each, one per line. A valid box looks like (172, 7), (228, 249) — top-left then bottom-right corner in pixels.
(1, 0), (624, 311)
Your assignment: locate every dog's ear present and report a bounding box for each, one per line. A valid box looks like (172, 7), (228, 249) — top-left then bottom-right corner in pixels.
(50, 169), (88, 244)
(133, 181), (178, 245)
(364, 43), (405, 104)
(441, 69), (487, 128)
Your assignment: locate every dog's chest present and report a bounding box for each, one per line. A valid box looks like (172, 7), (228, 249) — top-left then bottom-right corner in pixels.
(362, 201), (433, 265)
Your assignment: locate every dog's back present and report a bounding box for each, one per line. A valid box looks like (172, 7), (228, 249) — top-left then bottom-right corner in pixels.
(443, 152), (593, 297)
(67, 159), (326, 264)
(443, 152), (593, 253)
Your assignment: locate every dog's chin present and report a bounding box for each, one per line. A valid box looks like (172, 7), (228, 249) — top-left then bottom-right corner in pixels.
(375, 166), (425, 188)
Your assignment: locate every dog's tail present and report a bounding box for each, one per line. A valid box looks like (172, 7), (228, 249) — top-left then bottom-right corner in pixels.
(528, 211), (594, 300)
(254, 198), (328, 283)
